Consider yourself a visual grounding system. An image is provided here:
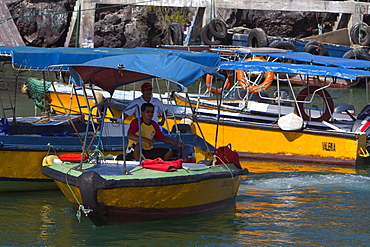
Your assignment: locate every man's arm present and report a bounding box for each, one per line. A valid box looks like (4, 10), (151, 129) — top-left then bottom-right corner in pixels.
(127, 131), (154, 147)
(161, 136), (184, 148)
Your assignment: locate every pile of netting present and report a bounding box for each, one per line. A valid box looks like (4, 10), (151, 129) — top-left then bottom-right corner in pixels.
(22, 78), (51, 112)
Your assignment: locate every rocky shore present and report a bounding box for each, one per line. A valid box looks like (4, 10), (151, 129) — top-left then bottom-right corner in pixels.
(6, 0), (341, 48)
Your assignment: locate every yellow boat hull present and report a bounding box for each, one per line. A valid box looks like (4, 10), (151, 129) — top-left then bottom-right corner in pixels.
(167, 117), (367, 166)
(43, 161), (247, 225)
(0, 150), (57, 192)
(0, 149), (125, 192)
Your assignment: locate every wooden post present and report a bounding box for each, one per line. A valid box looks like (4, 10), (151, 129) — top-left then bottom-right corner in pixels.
(0, 1), (25, 46)
(79, 0), (96, 48)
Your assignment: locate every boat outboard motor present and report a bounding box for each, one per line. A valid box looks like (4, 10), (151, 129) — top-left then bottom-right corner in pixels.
(351, 104), (370, 137)
(334, 104), (355, 115)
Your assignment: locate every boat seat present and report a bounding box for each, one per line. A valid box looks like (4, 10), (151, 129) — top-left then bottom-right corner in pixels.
(171, 124), (192, 134)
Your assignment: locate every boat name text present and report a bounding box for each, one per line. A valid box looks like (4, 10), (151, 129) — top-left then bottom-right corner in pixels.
(322, 142), (336, 151)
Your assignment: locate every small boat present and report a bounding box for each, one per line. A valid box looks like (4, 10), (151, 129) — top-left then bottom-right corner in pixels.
(42, 153), (248, 225)
(42, 50), (248, 225)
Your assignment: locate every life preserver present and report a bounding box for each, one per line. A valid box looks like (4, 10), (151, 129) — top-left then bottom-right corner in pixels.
(206, 70), (233, 94)
(236, 57), (274, 93)
(295, 86), (334, 122)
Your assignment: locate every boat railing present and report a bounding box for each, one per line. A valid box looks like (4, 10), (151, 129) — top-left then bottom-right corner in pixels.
(83, 102), (142, 174)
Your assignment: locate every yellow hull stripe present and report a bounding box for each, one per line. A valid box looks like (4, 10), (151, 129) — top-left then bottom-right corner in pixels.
(55, 176), (241, 209)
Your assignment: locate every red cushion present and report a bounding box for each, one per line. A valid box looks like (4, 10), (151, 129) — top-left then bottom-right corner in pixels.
(59, 154), (89, 162)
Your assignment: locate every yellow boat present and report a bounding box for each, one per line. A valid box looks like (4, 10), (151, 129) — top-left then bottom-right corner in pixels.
(167, 50), (370, 166)
(40, 48), (250, 226)
(42, 156), (248, 225)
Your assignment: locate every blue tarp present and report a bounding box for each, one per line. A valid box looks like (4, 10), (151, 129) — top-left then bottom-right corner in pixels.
(236, 50), (370, 69)
(67, 52), (224, 94)
(0, 46), (221, 69)
(220, 60), (370, 80)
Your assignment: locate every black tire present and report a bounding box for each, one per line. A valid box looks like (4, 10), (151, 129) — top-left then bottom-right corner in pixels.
(168, 22), (183, 45)
(200, 24), (222, 45)
(209, 19), (227, 39)
(269, 40), (298, 52)
(303, 40), (328, 56)
(342, 48), (370, 60)
(248, 28), (268, 47)
(350, 22), (370, 46)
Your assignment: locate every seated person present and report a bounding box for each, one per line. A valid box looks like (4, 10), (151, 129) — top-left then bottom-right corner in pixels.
(126, 102), (184, 161)
(124, 83), (168, 126)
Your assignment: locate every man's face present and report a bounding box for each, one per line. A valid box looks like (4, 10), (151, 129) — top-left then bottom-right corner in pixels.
(142, 106), (154, 121)
(141, 87), (153, 98)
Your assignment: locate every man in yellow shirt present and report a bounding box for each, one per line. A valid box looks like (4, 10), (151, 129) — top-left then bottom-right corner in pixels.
(127, 102), (184, 161)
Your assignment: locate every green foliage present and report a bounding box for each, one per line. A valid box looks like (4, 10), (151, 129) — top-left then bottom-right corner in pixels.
(145, 6), (189, 27)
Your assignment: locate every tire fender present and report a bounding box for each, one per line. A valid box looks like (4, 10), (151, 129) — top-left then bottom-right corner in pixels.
(350, 22), (370, 46)
(248, 28), (268, 47)
(269, 40), (298, 52)
(303, 40), (328, 56)
(209, 19), (227, 39)
(168, 22), (183, 45)
(201, 24), (222, 45)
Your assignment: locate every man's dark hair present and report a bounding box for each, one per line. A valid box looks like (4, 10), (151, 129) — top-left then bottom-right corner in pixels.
(141, 102), (154, 112)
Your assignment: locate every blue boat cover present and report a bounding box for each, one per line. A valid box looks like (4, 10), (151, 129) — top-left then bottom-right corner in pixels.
(220, 60), (370, 80)
(237, 50), (370, 69)
(67, 52), (224, 94)
(0, 46), (221, 69)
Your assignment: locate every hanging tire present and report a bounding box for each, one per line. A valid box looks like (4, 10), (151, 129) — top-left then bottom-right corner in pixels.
(209, 19), (227, 39)
(248, 28), (268, 47)
(168, 22), (183, 45)
(201, 24), (222, 45)
(269, 40), (298, 52)
(350, 22), (370, 46)
(303, 40), (328, 56)
(342, 48), (370, 60)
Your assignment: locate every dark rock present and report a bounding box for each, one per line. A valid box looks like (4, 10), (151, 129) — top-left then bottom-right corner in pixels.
(6, 1), (340, 48)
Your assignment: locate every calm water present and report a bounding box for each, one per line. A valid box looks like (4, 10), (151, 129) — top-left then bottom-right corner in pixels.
(1, 160), (370, 246)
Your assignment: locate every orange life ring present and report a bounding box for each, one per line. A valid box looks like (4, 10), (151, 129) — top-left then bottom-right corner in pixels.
(205, 70), (233, 95)
(236, 57), (274, 93)
(295, 86), (334, 122)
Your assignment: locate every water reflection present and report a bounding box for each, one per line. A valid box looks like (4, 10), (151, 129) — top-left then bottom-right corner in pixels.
(236, 160), (370, 245)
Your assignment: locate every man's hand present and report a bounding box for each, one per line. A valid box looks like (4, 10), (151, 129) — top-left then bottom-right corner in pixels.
(143, 138), (154, 147)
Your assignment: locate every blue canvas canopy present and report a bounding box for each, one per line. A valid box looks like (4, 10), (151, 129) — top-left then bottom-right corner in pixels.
(66, 52), (224, 94)
(220, 60), (370, 80)
(0, 46), (221, 70)
(236, 50), (370, 69)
